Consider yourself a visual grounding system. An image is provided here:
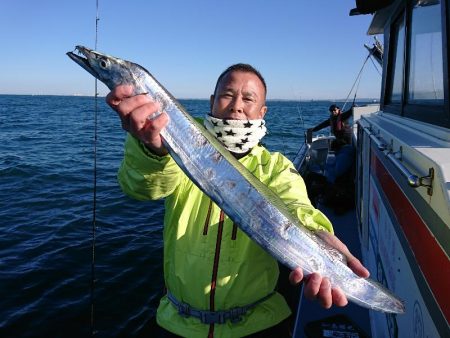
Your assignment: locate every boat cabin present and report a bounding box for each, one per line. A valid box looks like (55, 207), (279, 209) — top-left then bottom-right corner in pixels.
(356, 0), (449, 336)
(294, 0), (449, 336)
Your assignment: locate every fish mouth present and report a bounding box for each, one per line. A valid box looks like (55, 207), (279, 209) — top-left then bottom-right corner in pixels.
(66, 45), (100, 78)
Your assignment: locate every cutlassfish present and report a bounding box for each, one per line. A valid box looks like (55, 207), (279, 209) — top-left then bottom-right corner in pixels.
(67, 46), (405, 314)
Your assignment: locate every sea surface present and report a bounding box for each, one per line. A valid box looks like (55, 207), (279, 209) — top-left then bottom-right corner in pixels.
(0, 94), (360, 337)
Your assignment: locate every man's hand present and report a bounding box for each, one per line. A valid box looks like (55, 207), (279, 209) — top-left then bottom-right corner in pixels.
(289, 231), (370, 309)
(106, 85), (169, 156)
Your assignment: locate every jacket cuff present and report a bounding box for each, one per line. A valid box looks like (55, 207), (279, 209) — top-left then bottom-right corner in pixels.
(138, 139), (170, 161)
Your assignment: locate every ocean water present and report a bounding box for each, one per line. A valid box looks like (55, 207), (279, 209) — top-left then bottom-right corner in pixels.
(0, 94), (342, 337)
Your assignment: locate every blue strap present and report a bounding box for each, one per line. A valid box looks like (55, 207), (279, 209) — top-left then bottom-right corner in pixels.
(167, 290), (274, 325)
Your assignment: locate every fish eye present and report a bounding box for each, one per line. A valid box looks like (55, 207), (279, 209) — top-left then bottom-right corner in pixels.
(99, 58), (109, 69)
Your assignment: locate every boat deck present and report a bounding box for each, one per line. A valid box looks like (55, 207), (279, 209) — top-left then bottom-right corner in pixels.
(292, 204), (371, 338)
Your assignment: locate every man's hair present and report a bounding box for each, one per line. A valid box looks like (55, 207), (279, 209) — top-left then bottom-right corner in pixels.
(329, 104), (339, 113)
(213, 63), (267, 98)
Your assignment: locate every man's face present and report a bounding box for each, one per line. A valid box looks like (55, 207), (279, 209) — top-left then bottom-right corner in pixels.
(210, 71), (267, 120)
(332, 107), (341, 116)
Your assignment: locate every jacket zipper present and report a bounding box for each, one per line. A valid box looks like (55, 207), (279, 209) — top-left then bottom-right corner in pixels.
(208, 210), (225, 338)
(203, 200), (213, 235)
(231, 223), (238, 240)
(203, 200), (237, 241)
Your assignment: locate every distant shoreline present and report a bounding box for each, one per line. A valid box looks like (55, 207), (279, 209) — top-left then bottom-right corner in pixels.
(0, 93), (378, 103)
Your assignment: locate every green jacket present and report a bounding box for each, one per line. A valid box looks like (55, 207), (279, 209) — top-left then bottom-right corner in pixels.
(118, 135), (333, 337)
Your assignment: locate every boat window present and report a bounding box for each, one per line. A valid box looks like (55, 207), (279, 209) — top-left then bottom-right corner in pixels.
(383, 0), (449, 128)
(407, 0), (443, 104)
(388, 15), (406, 104)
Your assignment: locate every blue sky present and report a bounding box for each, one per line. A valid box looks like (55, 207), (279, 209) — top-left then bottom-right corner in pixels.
(0, 0), (381, 100)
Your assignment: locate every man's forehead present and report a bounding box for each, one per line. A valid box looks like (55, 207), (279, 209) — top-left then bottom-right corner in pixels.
(219, 71), (265, 91)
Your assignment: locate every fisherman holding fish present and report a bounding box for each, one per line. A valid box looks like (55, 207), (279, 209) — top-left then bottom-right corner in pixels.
(105, 64), (370, 337)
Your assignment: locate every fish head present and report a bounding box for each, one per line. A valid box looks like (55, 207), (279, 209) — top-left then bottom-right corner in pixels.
(67, 46), (140, 91)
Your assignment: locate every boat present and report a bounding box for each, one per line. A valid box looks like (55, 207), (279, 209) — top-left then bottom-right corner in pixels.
(291, 0), (450, 337)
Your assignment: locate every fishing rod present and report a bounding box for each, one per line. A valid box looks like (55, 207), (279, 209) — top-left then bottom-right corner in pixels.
(341, 52), (370, 112)
(342, 40), (381, 111)
(307, 44), (379, 134)
(91, 0), (99, 336)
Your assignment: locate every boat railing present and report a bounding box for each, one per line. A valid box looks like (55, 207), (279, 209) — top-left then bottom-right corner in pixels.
(365, 127), (434, 193)
(293, 132), (335, 175)
(293, 138), (310, 171)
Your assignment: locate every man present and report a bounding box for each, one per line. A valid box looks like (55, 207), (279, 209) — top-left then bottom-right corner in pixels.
(106, 64), (369, 337)
(329, 104), (352, 147)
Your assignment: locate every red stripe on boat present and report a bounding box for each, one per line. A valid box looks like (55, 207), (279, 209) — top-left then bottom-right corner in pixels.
(372, 152), (450, 321)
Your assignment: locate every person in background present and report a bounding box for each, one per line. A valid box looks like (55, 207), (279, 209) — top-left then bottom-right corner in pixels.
(106, 64), (369, 337)
(305, 104), (352, 147)
(328, 104), (352, 149)
(323, 104), (356, 213)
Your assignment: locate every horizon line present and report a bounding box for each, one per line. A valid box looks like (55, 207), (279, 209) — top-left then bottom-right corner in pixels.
(0, 93), (379, 102)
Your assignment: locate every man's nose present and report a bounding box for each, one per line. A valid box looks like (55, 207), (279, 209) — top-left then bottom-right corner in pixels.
(230, 97), (243, 112)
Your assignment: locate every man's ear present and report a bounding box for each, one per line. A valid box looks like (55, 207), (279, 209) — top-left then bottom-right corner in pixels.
(259, 105), (268, 119)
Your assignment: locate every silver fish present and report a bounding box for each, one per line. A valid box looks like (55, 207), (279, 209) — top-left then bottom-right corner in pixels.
(67, 46), (405, 314)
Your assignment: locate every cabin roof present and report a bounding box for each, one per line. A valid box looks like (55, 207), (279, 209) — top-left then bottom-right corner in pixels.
(367, 0), (402, 35)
